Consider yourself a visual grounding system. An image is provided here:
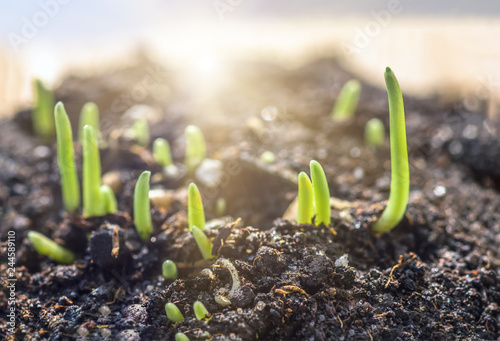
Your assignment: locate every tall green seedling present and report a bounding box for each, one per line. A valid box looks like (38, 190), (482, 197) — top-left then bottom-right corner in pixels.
(54, 102), (80, 212)
(372, 67), (410, 233)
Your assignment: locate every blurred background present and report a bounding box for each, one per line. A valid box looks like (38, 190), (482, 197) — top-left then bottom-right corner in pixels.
(1, 0), (500, 117)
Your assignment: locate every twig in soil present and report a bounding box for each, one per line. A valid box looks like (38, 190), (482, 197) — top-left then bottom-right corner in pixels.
(337, 314), (343, 328)
(105, 287), (122, 305)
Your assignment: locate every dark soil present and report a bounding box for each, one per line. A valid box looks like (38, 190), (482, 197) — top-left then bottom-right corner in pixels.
(1, 56), (500, 341)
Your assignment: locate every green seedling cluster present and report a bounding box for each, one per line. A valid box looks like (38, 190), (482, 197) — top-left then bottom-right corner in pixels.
(133, 171), (154, 241)
(310, 160), (331, 226)
(188, 183), (205, 231)
(83, 125), (105, 217)
(33, 79), (55, 141)
(54, 102), (80, 212)
(100, 185), (118, 214)
(193, 301), (210, 321)
(162, 260), (178, 279)
(78, 102), (100, 143)
(185, 125), (206, 172)
(297, 172), (314, 224)
(365, 118), (385, 147)
(27, 231), (75, 264)
(153, 138), (173, 167)
(132, 118), (150, 147)
(165, 303), (184, 323)
(372, 67), (410, 233)
(331, 79), (361, 121)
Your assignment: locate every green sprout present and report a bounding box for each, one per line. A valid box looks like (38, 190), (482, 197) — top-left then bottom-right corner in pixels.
(193, 301), (210, 321)
(296, 172), (313, 224)
(82, 125), (104, 217)
(365, 118), (385, 147)
(175, 333), (190, 341)
(192, 226), (213, 260)
(78, 102), (100, 143)
(133, 171), (153, 241)
(32, 79), (55, 141)
(131, 118), (150, 147)
(188, 183), (205, 231)
(27, 231), (75, 264)
(372, 67), (410, 233)
(54, 102), (80, 212)
(153, 138), (173, 167)
(310, 160), (331, 226)
(215, 197), (226, 217)
(100, 185), (118, 214)
(162, 260), (178, 279)
(185, 125), (206, 172)
(331, 79), (361, 121)
(165, 303), (184, 323)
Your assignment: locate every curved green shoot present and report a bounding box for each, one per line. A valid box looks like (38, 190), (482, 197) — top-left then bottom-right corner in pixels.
(78, 102), (100, 143)
(27, 231), (75, 264)
(165, 303), (184, 323)
(310, 160), (331, 226)
(188, 183), (205, 231)
(100, 185), (118, 214)
(193, 301), (210, 321)
(153, 138), (173, 167)
(54, 102), (80, 212)
(365, 118), (385, 147)
(185, 125), (206, 172)
(372, 67), (410, 233)
(296, 172), (313, 224)
(162, 260), (178, 279)
(33, 79), (55, 141)
(192, 226), (213, 260)
(133, 171), (153, 241)
(82, 125), (104, 217)
(331, 79), (361, 121)
(175, 333), (190, 341)
(132, 118), (150, 147)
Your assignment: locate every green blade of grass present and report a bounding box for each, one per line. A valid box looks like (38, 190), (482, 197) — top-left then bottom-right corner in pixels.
(372, 67), (410, 233)
(82, 125), (104, 217)
(134, 171), (153, 241)
(296, 172), (313, 224)
(188, 183), (205, 231)
(27, 231), (75, 264)
(310, 160), (331, 226)
(54, 102), (80, 212)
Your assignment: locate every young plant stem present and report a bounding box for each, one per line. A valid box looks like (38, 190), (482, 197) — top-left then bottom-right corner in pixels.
(185, 125), (206, 172)
(133, 171), (153, 241)
(82, 125), (104, 217)
(365, 118), (385, 147)
(54, 102), (80, 212)
(296, 172), (313, 224)
(175, 333), (190, 341)
(191, 226), (213, 260)
(372, 67), (410, 233)
(310, 160), (331, 226)
(100, 185), (118, 214)
(188, 183), (205, 231)
(153, 138), (173, 167)
(331, 79), (361, 121)
(78, 102), (100, 143)
(27, 231), (75, 264)
(132, 118), (150, 147)
(33, 79), (55, 141)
